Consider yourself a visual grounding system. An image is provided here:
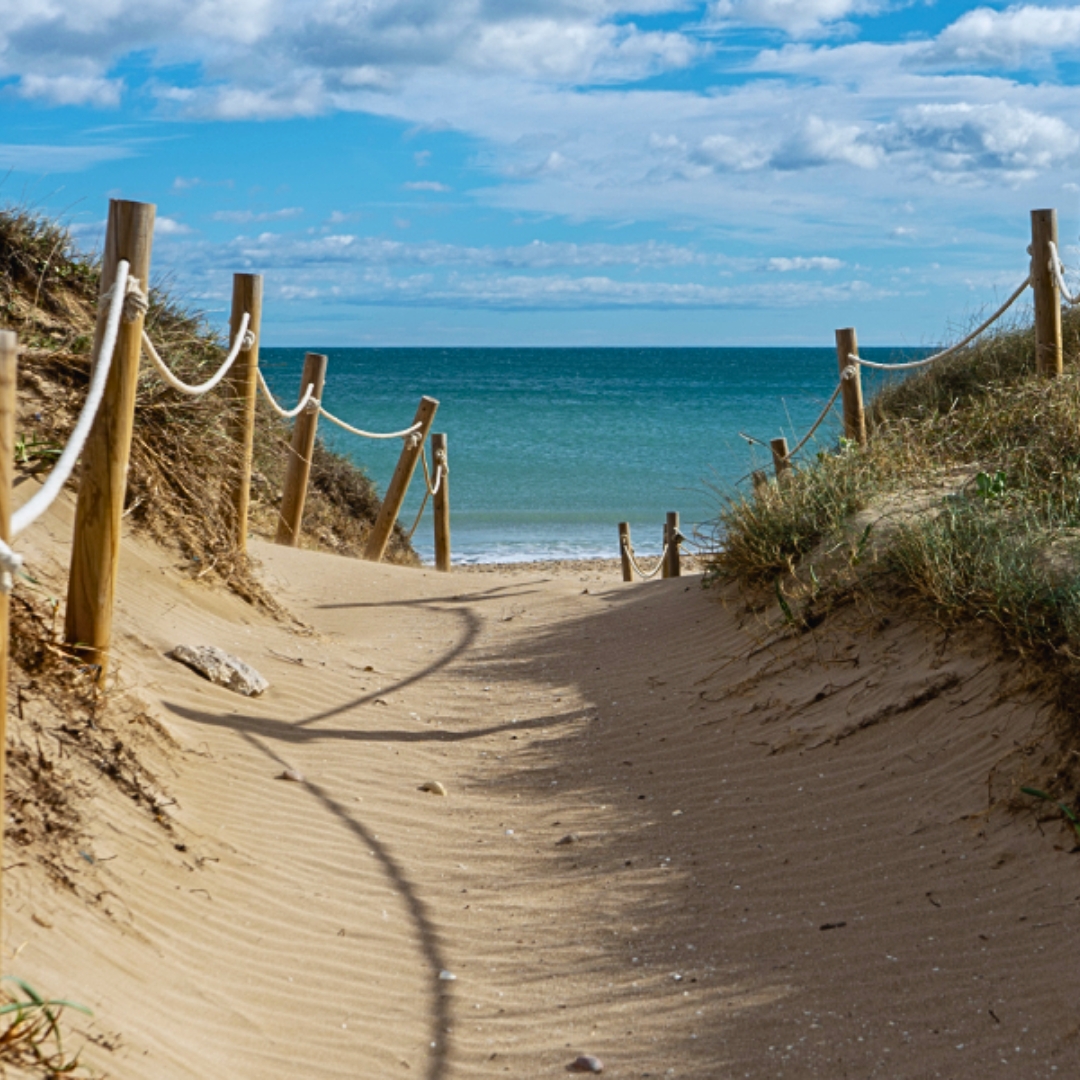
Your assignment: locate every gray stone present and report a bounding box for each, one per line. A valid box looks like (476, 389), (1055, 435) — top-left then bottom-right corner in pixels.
(170, 644), (269, 697)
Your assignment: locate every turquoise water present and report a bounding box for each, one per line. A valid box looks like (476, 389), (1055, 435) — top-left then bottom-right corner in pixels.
(258, 348), (920, 564)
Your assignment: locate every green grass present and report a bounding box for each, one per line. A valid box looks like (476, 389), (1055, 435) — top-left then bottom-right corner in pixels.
(706, 303), (1080, 726)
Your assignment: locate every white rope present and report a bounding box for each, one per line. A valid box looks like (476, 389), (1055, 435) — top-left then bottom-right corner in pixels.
(2, 260), (134, 592)
(317, 406), (423, 441)
(847, 274), (1031, 373)
(256, 366), (317, 419)
(141, 313), (252, 396)
(621, 535), (669, 580)
(782, 377), (848, 462)
(420, 445), (445, 497)
(1048, 241), (1080, 306)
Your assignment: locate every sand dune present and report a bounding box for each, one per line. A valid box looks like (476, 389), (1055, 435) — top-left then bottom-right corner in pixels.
(6, 498), (1080, 1078)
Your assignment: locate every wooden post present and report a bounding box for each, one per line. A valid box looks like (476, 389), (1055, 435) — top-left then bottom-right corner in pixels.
(431, 432), (451, 572)
(666, 510), (681, 579)
(661, 520), (670, 579)
(770, 437), (791, 481)
(618, 521), (634, 582)
(227, 273), (262, 552)
(835, 327), (866, 446)
(64, 199), (155, 680)
(364, 396), (440, 562)
(275, 352), (328, 547)
(0, 331), (17, 958)
(1031, 209), (1063, 378)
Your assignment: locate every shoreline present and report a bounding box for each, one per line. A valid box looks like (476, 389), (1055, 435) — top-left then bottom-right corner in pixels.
(447, 554), (705, 578)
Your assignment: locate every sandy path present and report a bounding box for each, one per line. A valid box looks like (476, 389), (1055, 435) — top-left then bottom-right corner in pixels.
(6, 511), (1080, 1079)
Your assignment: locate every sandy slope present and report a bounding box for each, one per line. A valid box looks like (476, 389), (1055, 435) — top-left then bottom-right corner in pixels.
(6, 499), (1080, 1079)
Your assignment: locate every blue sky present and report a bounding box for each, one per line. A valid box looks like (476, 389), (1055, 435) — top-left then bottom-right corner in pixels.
(2, 1), (1080, 346)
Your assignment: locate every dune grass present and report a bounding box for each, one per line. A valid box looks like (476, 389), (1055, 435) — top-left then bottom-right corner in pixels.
(1, 205), (418, 611)
(706, 303), (1080, 728)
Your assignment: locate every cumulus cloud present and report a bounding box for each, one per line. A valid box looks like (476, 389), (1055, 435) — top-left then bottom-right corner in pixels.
(883, 102), (1079, 178)
(708, 0), (888, 37)
(771, 115), (881, 170)
(154, 216), (192, 236)
(17, 73), (123, 108)
(917, 4), (1080, 68)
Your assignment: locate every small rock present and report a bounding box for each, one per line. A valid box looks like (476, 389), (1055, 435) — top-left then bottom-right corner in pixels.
(170, 644), (268, 697)
(278, 768), (305, 783)
(568, 1054), (604, 1073)
(438, 970), (457, 981)
(419, 780), (448, 796)
(556, 833), (580, 846)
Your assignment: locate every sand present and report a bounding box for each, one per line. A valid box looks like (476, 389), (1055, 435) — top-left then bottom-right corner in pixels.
(6, 493), (1080, 1078)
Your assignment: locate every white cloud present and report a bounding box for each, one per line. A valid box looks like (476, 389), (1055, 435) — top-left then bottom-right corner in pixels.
(403, 180), (450, 192)
(17, 73), (123, 108)
(883, 102), (1079, 179)
(0, 142), (132, 172)
(918, 5), (1080, 68)
(154, 216), (192, 236)
(767, 256), (843, 271)
(211, 207), (304, 223)
(771, 115), (881, 170)
(708, 0), (887, 37)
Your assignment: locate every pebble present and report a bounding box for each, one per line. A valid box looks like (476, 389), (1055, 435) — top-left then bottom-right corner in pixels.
(419, 780), (448, 796)
(556, 833), (580, 846)
(568, 1054), (604, 1073)
(278, 768), (305, 782)
(438, 970), (457, 981)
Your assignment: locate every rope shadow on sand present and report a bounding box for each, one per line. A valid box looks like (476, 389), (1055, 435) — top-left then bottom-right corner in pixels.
(238, 730), (452, 1080)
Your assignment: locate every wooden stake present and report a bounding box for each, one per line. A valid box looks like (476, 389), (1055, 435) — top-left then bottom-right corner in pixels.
(770, 437), (791, 481)
(661, 520), (670, 579)
(618, 521), (634, 582)
(364, 396), (440, 562)
(1031, 209), (1063, 378)
(835, 327), (866, 446)
(275, 352), (328, 547)
(666, 510), (681, 579)
(0, 331), (17, 959)
(65, 199), (155, 680)
(227, 273), (262, 552)
(431, 432), (451, 572)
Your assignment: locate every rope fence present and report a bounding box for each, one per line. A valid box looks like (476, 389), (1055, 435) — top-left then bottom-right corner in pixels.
(622, 534), (669, 580)
(734, 207), (1069, 499)
(0, 259), (133, 591)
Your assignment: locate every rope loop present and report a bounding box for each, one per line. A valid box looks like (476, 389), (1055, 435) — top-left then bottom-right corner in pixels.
(1048, 241), (1080, 306)
(621, 534), (669, 580)
(256, 368), (317, 419)
(143, 312), (252, 397)
(242, 329), (257, 350)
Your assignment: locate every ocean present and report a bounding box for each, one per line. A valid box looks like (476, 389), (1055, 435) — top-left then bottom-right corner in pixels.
(258, 347), (921, 564)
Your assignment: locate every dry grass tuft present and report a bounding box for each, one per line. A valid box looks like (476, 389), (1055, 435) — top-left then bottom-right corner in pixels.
(706, 303), (1080, 761)
(2, 204), (418, 615)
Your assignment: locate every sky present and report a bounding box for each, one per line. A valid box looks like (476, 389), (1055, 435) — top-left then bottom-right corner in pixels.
(2, 1), (1080, 347)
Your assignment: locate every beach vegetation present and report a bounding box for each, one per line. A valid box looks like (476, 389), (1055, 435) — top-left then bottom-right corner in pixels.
(706, 302), (1080, 743)
(0, 204), (418, 614)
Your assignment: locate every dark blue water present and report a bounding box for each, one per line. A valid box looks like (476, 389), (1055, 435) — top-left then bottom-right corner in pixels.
(258, 348), (918, 563)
